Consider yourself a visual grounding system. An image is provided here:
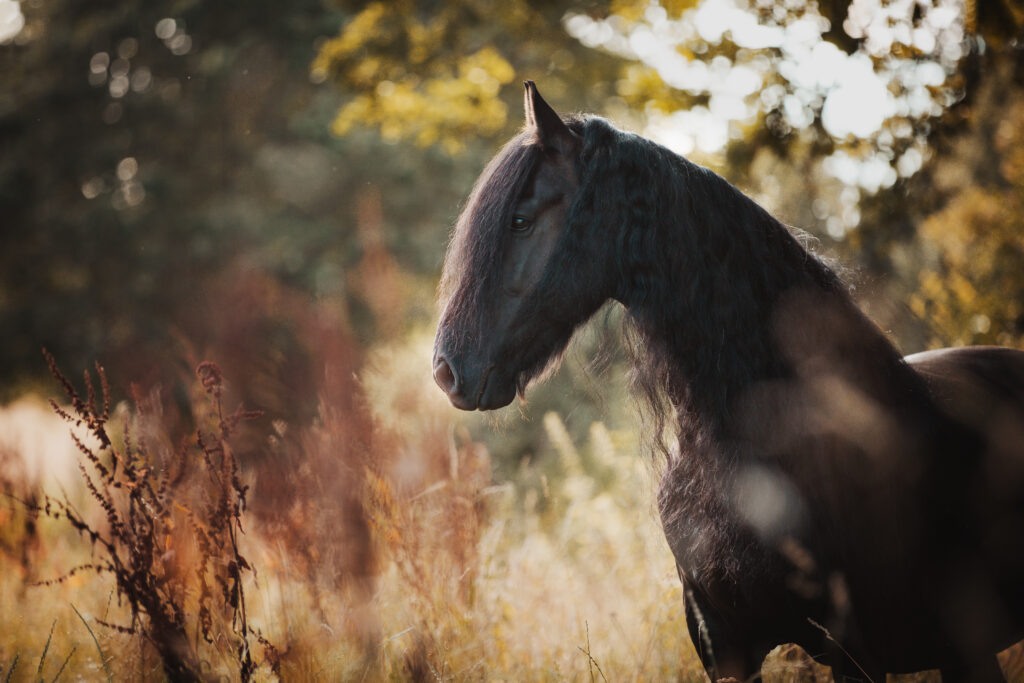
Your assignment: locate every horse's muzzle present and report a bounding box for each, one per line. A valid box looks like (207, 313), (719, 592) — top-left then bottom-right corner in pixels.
(432, 354), (513, 410)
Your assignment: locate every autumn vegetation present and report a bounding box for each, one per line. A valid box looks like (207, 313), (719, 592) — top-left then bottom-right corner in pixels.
(0, 328), (708, 680)
(2, 0), (1024, 680)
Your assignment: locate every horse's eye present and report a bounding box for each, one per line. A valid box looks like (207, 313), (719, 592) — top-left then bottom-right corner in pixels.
(511, 216), (533, 234)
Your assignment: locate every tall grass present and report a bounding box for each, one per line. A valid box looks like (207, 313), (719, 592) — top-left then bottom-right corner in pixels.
(26, 351), (278, 681)
(0, 326), (710, 680)
(2, 311), (1019, 681)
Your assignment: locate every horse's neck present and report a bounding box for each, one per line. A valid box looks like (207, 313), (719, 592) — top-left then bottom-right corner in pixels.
(625, 172), (929, 453)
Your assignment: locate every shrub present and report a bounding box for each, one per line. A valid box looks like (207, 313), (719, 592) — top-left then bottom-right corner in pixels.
(32, 351), (279, 681)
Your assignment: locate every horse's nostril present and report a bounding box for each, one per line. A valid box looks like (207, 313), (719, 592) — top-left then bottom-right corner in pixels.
(433, 357), (458, 394)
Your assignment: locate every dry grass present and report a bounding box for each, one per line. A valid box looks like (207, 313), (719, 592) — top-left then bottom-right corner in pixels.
(1, 326), (1020, 682)
(22, 352), (277, 681)
(0, 329), (709, 681)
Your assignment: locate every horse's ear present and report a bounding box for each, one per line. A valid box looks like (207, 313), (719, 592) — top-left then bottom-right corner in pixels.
(524, 80), (580, 156)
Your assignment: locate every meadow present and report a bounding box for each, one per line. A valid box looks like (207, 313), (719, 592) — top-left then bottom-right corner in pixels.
(0, 319), (896, 682)
(0, 340), (684, 680)
(8, 319), (1020, 682)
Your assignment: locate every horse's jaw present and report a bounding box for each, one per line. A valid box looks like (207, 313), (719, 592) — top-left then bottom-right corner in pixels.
(476, 374), (517, 410)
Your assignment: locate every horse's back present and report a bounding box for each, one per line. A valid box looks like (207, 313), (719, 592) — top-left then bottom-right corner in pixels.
(907, 345), (1024, 440)
(907, 345), (1024, 515)
(907, 345), (1024, 655)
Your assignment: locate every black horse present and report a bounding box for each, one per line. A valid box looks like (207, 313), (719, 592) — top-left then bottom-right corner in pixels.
(432, 81), (1024, 682)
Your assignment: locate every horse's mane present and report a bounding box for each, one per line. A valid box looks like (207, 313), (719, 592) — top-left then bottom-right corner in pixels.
(560, 117), (931, 590)
(565, 117), (878, 457)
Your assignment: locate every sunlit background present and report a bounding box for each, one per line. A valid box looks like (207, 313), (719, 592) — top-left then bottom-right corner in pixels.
(1, 0), (1023, 679)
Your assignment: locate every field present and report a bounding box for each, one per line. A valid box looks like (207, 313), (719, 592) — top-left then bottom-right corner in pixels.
(0, 327), (1018, 683)
(0, 324), (874, 683)
(0, 325), (703, 681)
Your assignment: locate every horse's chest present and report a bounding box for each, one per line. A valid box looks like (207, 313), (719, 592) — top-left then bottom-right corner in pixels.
(656, 453), (813, 617)
(657, 456), (752, 585)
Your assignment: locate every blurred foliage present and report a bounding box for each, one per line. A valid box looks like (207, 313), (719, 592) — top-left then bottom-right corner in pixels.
(315, 0), (973, 161)
(314, 0), (634, 151)
(0, 0), (478, 407)
(2, 0), (1024, 468)
(910, 77), (1024, 348)
(313, 1), (521, 152)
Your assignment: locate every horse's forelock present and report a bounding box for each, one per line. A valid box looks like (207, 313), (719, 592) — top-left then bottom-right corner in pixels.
(439, 131), (542, 349)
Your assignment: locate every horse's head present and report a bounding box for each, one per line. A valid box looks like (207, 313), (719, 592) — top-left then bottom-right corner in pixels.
(433, 82), (616, 410)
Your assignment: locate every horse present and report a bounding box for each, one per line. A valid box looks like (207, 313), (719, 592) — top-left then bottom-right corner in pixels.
(432, 81), (1024, 682)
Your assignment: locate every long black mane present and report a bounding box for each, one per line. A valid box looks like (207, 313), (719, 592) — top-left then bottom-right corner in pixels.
(564, 118), (929, 454)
